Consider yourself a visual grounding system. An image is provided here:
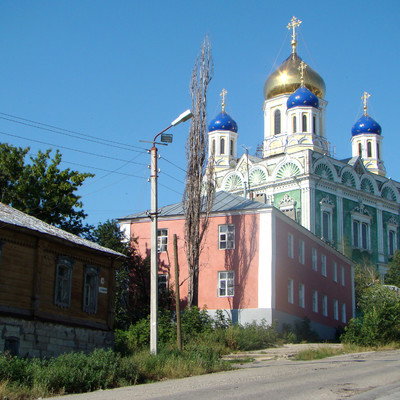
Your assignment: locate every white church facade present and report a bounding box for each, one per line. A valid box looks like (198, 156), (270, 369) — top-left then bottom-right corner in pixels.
(209, 17), (400, 275)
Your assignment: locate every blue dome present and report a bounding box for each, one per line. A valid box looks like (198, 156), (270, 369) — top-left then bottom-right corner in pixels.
(351, 114), (382, 136)
(287, 86), (319, 109)
(208, 111), (238, 133)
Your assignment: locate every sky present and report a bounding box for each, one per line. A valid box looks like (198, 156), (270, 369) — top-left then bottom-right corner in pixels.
(0, 1), (399, 227)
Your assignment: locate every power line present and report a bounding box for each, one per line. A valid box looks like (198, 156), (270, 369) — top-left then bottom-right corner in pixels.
(0, 130), (148, 165)
(160, 155), (186, 173)
(0, 111), (146, 152)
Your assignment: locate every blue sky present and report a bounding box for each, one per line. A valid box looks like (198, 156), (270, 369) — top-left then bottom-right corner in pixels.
(0, 1), (399, 227)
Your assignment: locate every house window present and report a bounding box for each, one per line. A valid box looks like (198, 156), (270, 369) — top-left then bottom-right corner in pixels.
(358, 142), (362, 157)
(302, 114), (307, 132)
(321, 254), (327, 277)
(333, 261), (338, 282)
(312, 290), (318, 313)
(220, 138), (225, 155)
(352, 219), (370, 250)
(218, 271), (234, 297)
(322, 295), (328, 317)
(292, 115), (297, 133)
(274, 109), (281, 134)
(299, 283), (305, 308)
(312, 248), (317, 271)
(341, 303), (347, 323)
(288, 279), (294, 304)
(388, 230), (396, 256)
(219, 224), (235, 249)
(159, 274), (168, 294)
(54, 257), (74, 308)
(4, 337), (19, 357)
(367, 141), (372, 157)
(333, 299), (339, 320)
(299, 240), (305, 264)
(157, 229), (168, 252)
(340, 266), (345, 286)
(288, 233), (294, 258)
(83, 265), (99, 314)
(320, 197), (335, 242)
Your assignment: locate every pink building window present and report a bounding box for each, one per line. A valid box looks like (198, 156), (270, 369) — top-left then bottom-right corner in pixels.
(218, 271), (234, 297)
(219, 224), (235, 249)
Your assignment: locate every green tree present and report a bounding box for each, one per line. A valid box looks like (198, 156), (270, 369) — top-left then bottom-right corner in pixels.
(385, 250), (400, 287)
(353, 259), (379, 311)
(0, 143), (93, 236)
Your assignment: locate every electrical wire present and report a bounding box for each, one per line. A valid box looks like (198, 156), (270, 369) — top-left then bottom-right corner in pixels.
(0, 111), (146, 152)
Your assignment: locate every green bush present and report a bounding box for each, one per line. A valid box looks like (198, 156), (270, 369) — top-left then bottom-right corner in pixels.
(342, 285), (400, 346)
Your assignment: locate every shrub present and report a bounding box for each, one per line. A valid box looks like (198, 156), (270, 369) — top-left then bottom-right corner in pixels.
(342, 285), (400, 346)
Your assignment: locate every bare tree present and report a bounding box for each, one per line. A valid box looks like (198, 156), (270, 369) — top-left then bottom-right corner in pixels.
(183, 36), (214, 308)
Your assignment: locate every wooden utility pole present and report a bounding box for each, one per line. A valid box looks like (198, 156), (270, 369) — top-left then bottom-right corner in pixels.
(174, 234), (182, 351)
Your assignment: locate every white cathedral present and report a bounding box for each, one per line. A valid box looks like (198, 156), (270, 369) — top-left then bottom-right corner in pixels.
(208, 17), (399, 275)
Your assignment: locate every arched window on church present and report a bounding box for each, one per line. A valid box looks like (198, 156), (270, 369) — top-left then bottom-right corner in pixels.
(292, 116), (297, 133)
(358, 142), (362, 157)
(274, 109), (281, 134)
(220, 138), (225, 155)
(367, 141), (372, 157)
(212, 139), (215, 155)
(302, 114), (307, 132)
(230, 140), (233, 156)
(313, 116), (316, 134)
(377, 143), (380, 159)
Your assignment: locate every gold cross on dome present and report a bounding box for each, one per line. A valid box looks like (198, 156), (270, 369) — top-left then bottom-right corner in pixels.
(287, 16), (302, 43)
(298, 61), (307, 87)
(220, 88), (227, 112)
(362, 91), (371, 115)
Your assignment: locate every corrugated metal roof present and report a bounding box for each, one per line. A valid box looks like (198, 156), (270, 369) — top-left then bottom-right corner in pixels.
(0, 203), (124, 258)
(119, 191), (270, 220)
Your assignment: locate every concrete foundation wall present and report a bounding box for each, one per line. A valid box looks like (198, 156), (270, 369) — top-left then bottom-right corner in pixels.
(0, 316), (114, 358)
(208, 307), (337, 340)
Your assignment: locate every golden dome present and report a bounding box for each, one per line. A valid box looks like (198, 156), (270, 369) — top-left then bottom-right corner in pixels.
(263, 52), (326, 100)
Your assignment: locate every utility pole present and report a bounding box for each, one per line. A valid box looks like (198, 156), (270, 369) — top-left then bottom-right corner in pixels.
(143, 109), (192, 355)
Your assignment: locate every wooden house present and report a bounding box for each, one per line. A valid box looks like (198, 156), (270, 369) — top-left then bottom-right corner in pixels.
(0, 203), (124, 358)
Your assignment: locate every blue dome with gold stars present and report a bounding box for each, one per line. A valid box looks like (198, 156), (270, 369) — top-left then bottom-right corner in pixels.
(208, 111), (238, 133)
(351, 114), (382, 136)
(287, 86), (319, 109)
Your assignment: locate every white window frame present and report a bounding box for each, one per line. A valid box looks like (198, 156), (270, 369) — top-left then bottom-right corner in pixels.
(341, 265), (345, 286)
(341, 303), (347, 323)
(333, 261), (338, 282)
(288, 279), (294, 304)
(158, 273), (168, 294)
(299, 283), (305, 308)
(312, 248), (317, 271)
(83, 265), (99, 314)
(157, 228), (168, 252)
(322, 294), (328, 317)
(351, 205), (371, 251)
(320, 196), (335, 242)
(312, 290), (318, 313)
(333, 299), (339, 320)
(218, 271), (234, 297)
(219, 224), (235, 250)
(54, 257), (74, 308)
(299, 240), (305, 264)
(288, 233), (294, 259)
(321, 254), (327, 277)
(387, 217), (398, 257)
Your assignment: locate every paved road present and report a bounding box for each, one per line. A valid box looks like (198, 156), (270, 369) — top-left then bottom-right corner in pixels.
(46, 350), (400, 400)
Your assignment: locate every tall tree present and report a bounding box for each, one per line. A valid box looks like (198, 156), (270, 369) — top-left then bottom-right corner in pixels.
(385, 250), (400, 287)
(183, 37), (214, 308)
(0, 143), (93, 236)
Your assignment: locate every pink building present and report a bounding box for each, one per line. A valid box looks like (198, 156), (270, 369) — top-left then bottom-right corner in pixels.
(119, 192), (355, 339)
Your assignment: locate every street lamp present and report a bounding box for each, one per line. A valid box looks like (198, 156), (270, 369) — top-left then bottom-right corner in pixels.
(149, 109), (192, 355)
